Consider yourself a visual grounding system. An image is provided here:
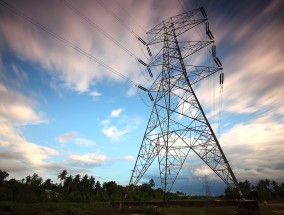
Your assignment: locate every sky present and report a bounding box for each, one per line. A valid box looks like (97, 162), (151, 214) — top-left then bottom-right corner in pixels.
(0, 0), (284, 196)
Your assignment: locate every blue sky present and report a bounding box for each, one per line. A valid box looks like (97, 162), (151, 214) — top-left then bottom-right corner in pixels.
(1, 0), (284, 196)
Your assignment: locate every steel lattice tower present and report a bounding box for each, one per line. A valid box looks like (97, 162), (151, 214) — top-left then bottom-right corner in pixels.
(129, 7), (244, 200)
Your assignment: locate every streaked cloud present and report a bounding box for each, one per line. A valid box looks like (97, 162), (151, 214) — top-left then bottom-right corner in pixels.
(56, 131), (78, 143)
(0, 83), (46, 125)
(74, 138), (96, 146)
(56, 132), (96, 146)
(0, 0), (180, 94)
(0, 117), (59, 176)
(69, 153), (107, 163)
(220, 114), (284, 181)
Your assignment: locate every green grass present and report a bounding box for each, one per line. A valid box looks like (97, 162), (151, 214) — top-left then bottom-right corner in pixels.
(162, 206), (238, 215)
(0, 201), (164, 215)
(0, 201), (283, 215)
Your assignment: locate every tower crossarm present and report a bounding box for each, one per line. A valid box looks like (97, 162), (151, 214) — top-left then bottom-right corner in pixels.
(148, 41), (213, 67)
(147, 8), (207, 45)
(149, 66), (222, 92)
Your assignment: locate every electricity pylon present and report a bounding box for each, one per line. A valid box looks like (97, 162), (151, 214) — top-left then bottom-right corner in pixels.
(129, 7), (244, 200)
(204, 175), (212, 197)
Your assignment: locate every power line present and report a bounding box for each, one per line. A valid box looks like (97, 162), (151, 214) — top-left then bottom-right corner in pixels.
(60, 0), (143, 62)
(0, 0), (139, 88)
(60, 0), (152, 84)
(96, 0), (141, 40)
(95, 0), (152, 59)
(113, 0), (148, 34)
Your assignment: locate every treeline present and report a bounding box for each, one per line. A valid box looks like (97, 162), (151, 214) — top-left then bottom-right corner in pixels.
(225, 179), (284, 200)
(0, 170), (188, 203)
(2, 170), (284, 203)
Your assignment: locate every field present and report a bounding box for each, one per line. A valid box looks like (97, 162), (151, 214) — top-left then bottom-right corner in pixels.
(0, 200), (283, 215)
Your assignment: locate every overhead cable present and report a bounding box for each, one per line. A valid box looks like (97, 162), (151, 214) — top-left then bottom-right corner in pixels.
(61, 0), (152, 83)
(95, 0), (150, 54)
(60, 0), (144, 63)
(113, 0), (148, 34)
(96, 0), (140, 39)
(0, 0), (140, 88)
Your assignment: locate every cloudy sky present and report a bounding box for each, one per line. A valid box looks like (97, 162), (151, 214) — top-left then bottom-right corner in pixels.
(0, 0), (284, 195)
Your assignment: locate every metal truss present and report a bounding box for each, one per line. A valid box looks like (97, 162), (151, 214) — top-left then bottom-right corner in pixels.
(129, 7), (244, 200)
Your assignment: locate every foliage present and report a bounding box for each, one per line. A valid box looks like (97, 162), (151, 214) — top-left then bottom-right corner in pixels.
(224, 179), (284, 200)
(0, 170), (190, 204)
(0, 169), (283, 205)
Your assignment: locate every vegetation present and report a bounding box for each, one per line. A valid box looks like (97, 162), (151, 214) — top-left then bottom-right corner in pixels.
(224, 179), (284, 200)
(1, 170), (284, 214)
(0, 169), (190, 203)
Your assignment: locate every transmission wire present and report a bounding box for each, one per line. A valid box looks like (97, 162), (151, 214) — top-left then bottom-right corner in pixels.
(60, 0), (141, 62)
(0, 0), (139, 88)
(138, 88), (151, 108)
(61, 0), (154, 104)
(63, 0), (151, 85)
(218, 72), (224, 138)
(96, 0), (140, 39)
(113, 0), (147, 34)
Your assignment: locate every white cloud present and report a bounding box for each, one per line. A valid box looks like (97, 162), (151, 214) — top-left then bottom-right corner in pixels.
(0, 83), (46, 125)
(101, 119), (110, 125)
(123, 155), (135, 161)
(0, 0), (175, 94)
(101, 109), (143, 141)
(11, 64), (29, 82)
(198, 1), (284, 116)
(56, 132), (78, 143)
(102, 108), (129, 140)
(0, 82), (58, 177)
(56, 132), (95, 146)
(110, 108), (123, 118)
(89, 90), (102, 97)
(0, 117), (59, 173)
(74, 138), (96, 146)
(102, 125), (129, 141)
(220, 115), (284, 181)
(194, 165), (213, 177)
(69, 153), (107, 163)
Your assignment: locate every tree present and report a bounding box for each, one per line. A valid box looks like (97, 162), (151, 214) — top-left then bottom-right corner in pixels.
(80, 174), (89, 191)
(73, 174), (81, 191)
(239, 180), (252, 199)
(43, 179), (53, 190)
(280, 183), (284, 198)
(31, 173), (43, 187)
(63, 175), (73, 193)
(224, 186), (238, 199)
(256, 179), (272, 200)
(95, 181), (102, 194)
(149, 178), (155, 188)
(271, 180), (280, 199)
(58, 170), (68, 185)
(0, 170), (9, 183)
(25, 175), (31, 184)
(89, 176), (95, 194)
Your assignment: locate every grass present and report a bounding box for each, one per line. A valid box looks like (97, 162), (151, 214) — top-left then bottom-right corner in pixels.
(0, 201), (163, 215)
(259, 200), (284, 215)
(162, 206), (238, 215)
(0, 200), (283, 215)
